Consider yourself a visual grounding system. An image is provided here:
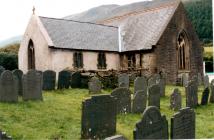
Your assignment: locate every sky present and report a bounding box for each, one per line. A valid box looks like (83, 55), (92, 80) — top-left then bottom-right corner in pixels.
(0, 0), (150, 42)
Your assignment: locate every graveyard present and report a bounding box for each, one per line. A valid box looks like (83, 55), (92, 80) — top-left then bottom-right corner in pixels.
(0, 84), (214, 139)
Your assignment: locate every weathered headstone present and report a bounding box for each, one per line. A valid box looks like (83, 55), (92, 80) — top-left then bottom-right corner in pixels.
(0, 130), (12, 140)
(201, 87), (210, 105)
(43, 70), (56, 90)
(171, 107), (195, 139)
(70, 71), (82, 88)
(0, 70), (18, 102)
(81, 95), (117, 139)
(88, 77), (102, 94)
(182, 73), (188, 87)
(134, 76), (147, 94)
(57, 70), (70, 89)
(170, 88), (182, 110)
(159, 78), (166, 97)
(0, 66), (5, 76)
(197, 73), (202, 86)
(133, 106), (168, 139)
(210, 79), (214, 103)
(12, 69), (23, 96)
(204, 75), (209, 88)
(118, 73), (129, 88)
(23, 70), (43, 101)
(104, 135), (126, 140)
(148, 74), (160, 87)
(132, 90), (147, 113)
(111, 87), (131, 114)
(185, 81), (198, 108)
(148, 84), (160, 108)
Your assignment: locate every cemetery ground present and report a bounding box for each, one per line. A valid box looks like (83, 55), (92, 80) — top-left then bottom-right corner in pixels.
(0, 85), (213, 139)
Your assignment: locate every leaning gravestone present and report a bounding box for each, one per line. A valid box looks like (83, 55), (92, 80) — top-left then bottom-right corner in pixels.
(132, 90), (147, 113)
(81, 95), (117, 139)
(210, 80), (214, 103)
(43, 70), (56, 90)
(201, 87), (210, 105)
(159, 78), (166, 97)
(134, 76), (147, 95)
(204, 75), (209, 88)
(148, 74), (160, 87)
(133, 106), (168, 139)
(88, 77), (102, 94)
(23, 70), (43, 101)
(12, 69), (23, 96)
(170, 88), (182, 111)
(111, 87), (131, 114)
(182, 73), (188, 87)
(70, 71), (82, 88)
(0, 66), (5, 76)
(57, 70), (71, 89)
(118, 73), (129, 88)
(148, 84), (160, 108)
(0, 70), (18, 102)
(185, 81), (198, 108)
(171, 107), (195, 139)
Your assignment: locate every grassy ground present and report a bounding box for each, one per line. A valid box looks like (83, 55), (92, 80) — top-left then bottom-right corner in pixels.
(0, 85), (214, 139)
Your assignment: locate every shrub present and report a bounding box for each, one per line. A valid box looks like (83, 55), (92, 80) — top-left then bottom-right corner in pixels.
(0, 53), (18, 70)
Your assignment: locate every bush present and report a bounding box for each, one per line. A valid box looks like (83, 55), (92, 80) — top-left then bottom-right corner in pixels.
(0, 53), (18, 70)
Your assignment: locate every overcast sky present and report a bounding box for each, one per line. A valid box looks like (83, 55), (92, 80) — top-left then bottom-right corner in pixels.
(0, 0), (151, 42)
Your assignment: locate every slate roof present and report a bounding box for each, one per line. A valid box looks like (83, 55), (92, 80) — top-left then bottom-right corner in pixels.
(39, 0), (181, 52)
(39, 17), (119, 52)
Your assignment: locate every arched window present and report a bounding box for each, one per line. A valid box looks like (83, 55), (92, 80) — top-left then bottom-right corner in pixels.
(97, 52), (106, 69)
(28, 39), (35, 70)
(177, 31), (190, 70)
(73, 51), (83, 68)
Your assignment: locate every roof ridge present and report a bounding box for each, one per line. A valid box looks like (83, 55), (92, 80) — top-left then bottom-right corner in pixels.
(97, 1), (180, 24)
(39, 16), (118, 28)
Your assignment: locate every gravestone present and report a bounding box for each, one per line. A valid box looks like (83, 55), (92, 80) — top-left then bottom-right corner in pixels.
(118, 73), (129, 88)
(148, 74), (160, 87)
(134, 76), (147, 94)
(0, 70), (18, 102)
(88, 77), (102, 94)
(70, 71), (82, 88)
(23, 70), (43, 101)
(132, 90), (147, 113)
(185, 81), (198, 108)
(12, 69), (23, 96)
(204, 75), (209, 88)
(57, 70), (71, 89)
(0, 66), (5, 76)
(43, 70), (56, 90)
(159, 78), (166, 97)
(0, 130), (12, 140)
(81, 95), (117, 139)
(148, 84), (160, 108)
(111, 87), (131, 114)
(104, 135), (126, 140)
(171, 107), (195, 139)
(210, 79), (214, 103)
(133, 106), (168, 139)
(170, 88), (182, 110)
(197, 73), (202, 86)
(201, 87), (210, 105)
(182, 73), (188, 87)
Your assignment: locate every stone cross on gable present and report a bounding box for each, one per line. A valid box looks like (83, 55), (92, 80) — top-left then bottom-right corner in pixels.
(32, 6), (35, 15)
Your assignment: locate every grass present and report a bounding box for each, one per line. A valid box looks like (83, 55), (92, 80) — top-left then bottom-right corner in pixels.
(0, 85), (214, 139)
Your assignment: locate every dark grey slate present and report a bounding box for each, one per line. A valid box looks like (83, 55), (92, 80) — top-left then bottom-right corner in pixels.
(111, 87), (131, 114)
(43, 70), (56, 90)
(118, 73), (129, 88)
(201, 87), (210, 105)
(182, 73), (188, 87)
(210, 79), (214, 103)
(104, 135), (126, 140)
(0, 130), (12, 140)
(171, 107), (195, 139)
(185, 80), (198, 108)
(204, 75), (209, 88)
(148, 74), (160, 87)
(0, 70), (18, 102)
(132, 90), (147, 113)
(159, 78), (166, 97)
(134, 76), (147, 94)
(70, 71), (82, 88)
(133, 106), (168, 139)
(88, 77), (102, 94)
(148, 84), (160, 108)
(12, 69), (23, 96)
(57, 70), (71, 89)
(81, 95), (117, 139)
(170, 88), (182, 111)
(23, 70), (43, 101)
